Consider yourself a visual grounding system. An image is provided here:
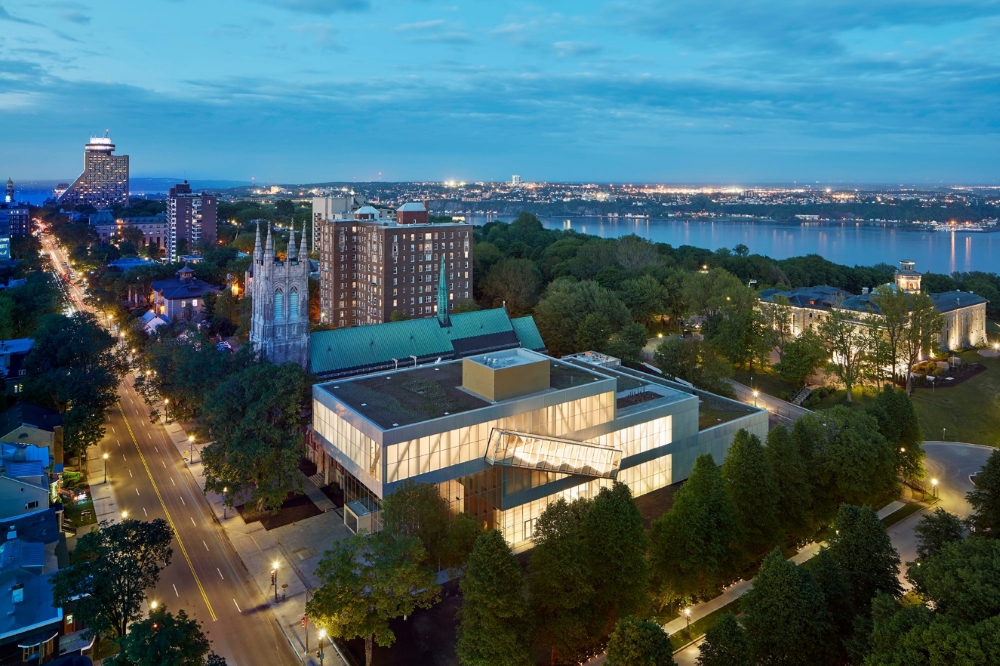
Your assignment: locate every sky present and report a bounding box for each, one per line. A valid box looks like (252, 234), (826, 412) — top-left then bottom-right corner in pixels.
(1, 0), (999, 184)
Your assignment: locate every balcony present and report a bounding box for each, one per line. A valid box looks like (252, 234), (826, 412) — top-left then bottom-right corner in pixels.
(484, 429), (622, 479)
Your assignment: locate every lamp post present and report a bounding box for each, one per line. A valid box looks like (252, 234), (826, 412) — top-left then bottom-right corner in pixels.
(188, 435), (195, 464)
(272, 562), (279, 603)
(752, 389), (759, 407)
(103, 453), (109, 483)
(685, 608), (691, 630)
(931, 478), (938, 499)
(150, 601), (157, 616)
(318, 629), (326, 665)
(121, 510), (128, 520)
(223, 487), (228, 519)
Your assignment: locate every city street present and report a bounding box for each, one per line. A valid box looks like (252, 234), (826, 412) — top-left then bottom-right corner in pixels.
(42, 231), (300, 665)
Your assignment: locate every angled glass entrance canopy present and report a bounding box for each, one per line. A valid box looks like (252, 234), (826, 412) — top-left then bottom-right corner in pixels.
(484, 429), (622, 478)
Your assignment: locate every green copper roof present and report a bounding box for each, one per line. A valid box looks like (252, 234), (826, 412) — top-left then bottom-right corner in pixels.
(310, 307), (544, 376)
(511, 316), (546, 351)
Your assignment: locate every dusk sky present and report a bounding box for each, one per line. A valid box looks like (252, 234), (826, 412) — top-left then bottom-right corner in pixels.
(2, 0), (999, 184)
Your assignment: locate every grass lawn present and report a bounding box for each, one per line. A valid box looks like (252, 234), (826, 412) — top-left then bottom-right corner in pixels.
(732, 368), (796, 399)
(63, 497), (97, 529)
(810, 386), (879, 412)
(668, 598), (740, 649)
(881, 501), (929, 528)
(910, 349), (1000, 447)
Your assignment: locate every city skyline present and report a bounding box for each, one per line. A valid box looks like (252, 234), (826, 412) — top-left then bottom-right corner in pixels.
(1, 1), (999, 184)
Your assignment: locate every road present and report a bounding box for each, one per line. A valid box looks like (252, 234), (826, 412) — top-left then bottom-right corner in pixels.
(43, 231), (299, 665)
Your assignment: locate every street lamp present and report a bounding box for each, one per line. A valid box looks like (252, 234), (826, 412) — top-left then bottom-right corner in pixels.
(685, 608), (691, 629)
(272, 562), (279, 603)
(188, 434), (195, 463)
(150, 601), (158, 614)
(752, 389), (759, 407)
(121, 510), (128, 520)
(223, 487), (228, 519)
(318, 629), (326, 665)
(103, 453), (109, 483)
(931, 478), (938, 499)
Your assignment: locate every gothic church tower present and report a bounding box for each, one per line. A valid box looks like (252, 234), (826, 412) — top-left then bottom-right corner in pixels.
(247, 222), (311, 369)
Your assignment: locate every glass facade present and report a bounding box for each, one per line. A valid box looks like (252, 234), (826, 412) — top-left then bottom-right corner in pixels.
(314, 407), (381, 482)
(485, 429), (622, 478)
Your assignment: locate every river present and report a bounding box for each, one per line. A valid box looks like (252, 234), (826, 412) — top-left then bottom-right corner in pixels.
(467, 215), (1000, 275)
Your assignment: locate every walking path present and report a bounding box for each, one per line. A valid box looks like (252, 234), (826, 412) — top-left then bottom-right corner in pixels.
(160, 418), (348, 666)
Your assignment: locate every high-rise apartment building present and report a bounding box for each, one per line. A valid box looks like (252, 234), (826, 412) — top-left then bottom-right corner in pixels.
(312, 193), (366, 251)
(57, 135), (129, 208)
(318, 203), (473, 327)
(167, 181), (217, 261)
(0, 179), (29, 237)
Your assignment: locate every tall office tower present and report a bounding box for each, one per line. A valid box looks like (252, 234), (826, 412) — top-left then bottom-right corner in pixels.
(167, 181), (217, 261)
(318, 202), (474, 328)
(57, 134), (130, 208)
(511, 174), (521, 186)
(0, 179), (29, 236)
(246, 222), (311, 368)
(312, 193), (366, 251)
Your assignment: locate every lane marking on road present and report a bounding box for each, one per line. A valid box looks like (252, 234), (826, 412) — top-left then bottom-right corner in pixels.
(135, 488), (140, 496)
(217, 568), (224, 579)
(171, 478), (175, 486)
(117, 402), (217, 621)
(180, 496), (185, 505)
(173, 584), (179, 597)
(143, 507), (147, 517)
(122, 453), (127, 462)
(162, 462), (166, 468)
(191, 517), (197, 528)
(203, 540), (209, 551)
(128, 469), (133, 478)
(112, 426), (116, 433)
(233, 599), (241, 613)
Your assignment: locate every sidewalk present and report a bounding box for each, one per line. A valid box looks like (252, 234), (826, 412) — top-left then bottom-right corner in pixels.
(159, 417), (348, 666)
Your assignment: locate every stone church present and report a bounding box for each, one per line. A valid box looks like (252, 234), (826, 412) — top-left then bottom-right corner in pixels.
(246, 222), (310, 368)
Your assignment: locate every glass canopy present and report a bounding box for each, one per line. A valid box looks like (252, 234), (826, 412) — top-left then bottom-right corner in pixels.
(484, 429), (622, 478)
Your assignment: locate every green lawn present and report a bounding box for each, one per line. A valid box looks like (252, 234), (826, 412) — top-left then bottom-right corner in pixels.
(732, 368), (797, 400)
(910, 349), (1000, 447)
(881, 501), (929, 528)
(668, 598), (741, 650)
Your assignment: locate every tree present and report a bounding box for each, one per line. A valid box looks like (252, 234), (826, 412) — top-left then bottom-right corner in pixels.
(615, 235), (660, 272)
(764, 426), (813, 538)
(864, 385), (924, 480)
(810, 548), (855, 642)
(0, 272), (60, 338)
(773, 331), (828, 388)
(683, 268), (745, 320)
(50, 519), (174, 640)
(576, 312), (614, 352)
(827, 505), (902, 613)
(528, 497), (599, 663)
(481, 258), (541, 316)
(649, 454), (742, 603)
(201, 361), (307, 513)
(722, 430), (781, 559)
(605, 322), (648, 366)
(913, 508), (965, 561)
(275, 199), (295, 217)
(869, 284), (909, 383)
(388, 309), (410, 322)
(534, 278), (632, 357)
(584, 482), (649, 632)
(900, 292), (945, 394)
(307, 530), (439, 666)
(456, 531), (533, 666)
(616, 275), (668, 325)
(740, 549), (833, 666)
(697, 613), (750, 666)
(966, 448), (1000, 537)
(380, 480), (451, 568)
(654, 337), (733, 396)
(106, 607), (217, 666)
(120, 225), (146, 249)
(820, 307), (866, 403)
(606, 616), (676, 666)
(23, 312), (127, 456)
(906, 537), (1000, 625)
(440, 512), (483, 571)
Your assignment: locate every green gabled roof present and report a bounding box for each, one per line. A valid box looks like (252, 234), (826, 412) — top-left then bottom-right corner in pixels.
(310, 317), (453, 375)
(511, 316), (546, 351)
(444, 308), (514, 341)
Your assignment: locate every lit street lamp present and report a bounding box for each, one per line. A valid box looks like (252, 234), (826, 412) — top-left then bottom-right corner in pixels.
(188, 434), (195, 463)
(103, 453), (109, 483)
(223, 487), (228, 519)
(752, 389), (759, 407)
(318, 629), (326, 665)
(121, 510), (128, 520)
(272, 561), (279, 603)
(931, 478), (938, 499)
(685, 608), (691, 629)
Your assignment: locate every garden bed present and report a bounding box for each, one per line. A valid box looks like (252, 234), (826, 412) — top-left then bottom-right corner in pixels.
(912, 362), (986, 389)
(236, 492), (321, 530)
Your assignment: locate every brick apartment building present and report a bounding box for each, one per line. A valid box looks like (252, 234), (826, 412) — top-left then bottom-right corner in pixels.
(167, 181), (217, 261)
(318, 202), (473, 327)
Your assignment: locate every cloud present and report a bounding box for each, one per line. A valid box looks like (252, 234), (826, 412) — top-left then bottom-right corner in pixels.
(553, 41), (601, 59)
(393, 19), (472, 44)
(0, 2), (40, 25)
(59, 10), (90, 24)
(288, 23), (344, 50)
(255, 0), (369, 15)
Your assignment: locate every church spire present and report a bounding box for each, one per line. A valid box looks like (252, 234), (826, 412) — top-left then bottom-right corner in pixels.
(264, 222), (274, 258)
(253, 221), (263, 261)
(299, 221), (309, 259)
(437, 254), (449, 326)
(286, 222), (298, 262)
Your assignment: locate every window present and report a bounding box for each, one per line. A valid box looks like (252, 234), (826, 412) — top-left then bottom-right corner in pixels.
(192, 299), (198, 307)
(25, 501), (38, 510)
(274, 290), (284, 319)
(290, 288), (299, 318)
